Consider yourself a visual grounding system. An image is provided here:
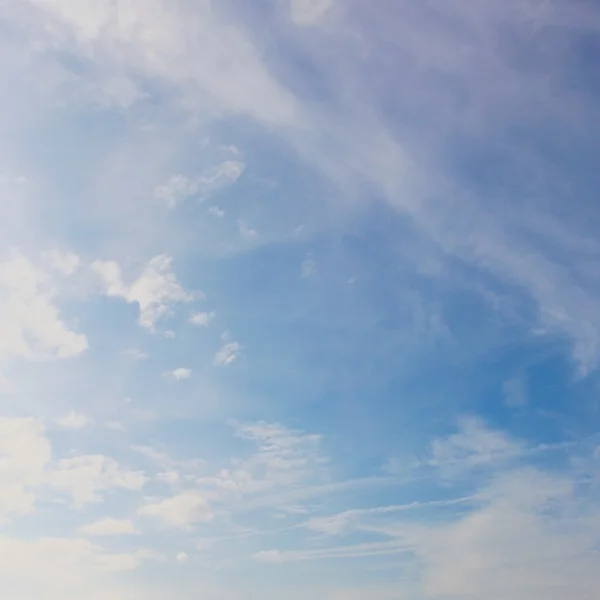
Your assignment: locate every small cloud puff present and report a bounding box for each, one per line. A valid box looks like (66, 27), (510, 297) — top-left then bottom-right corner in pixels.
(163, 368), (192, 381)
(138, 492), (213, 528)
(56, 411), (90, 430)
(189, 311), (216, 326)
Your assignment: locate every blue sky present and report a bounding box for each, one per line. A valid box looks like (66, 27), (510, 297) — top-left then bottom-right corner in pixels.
(0, 0), (600, 598)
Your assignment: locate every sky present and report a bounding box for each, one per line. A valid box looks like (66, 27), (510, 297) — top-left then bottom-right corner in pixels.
(0, 0), (600, 598)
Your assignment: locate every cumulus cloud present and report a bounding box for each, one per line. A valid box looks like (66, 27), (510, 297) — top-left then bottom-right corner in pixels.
(0, 251), (88, 361)
(138, 492), (213, 528)
(92, 255), (192, 330)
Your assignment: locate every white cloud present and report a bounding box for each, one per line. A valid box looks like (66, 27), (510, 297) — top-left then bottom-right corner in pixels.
(399, 469), (600, 600)
(79, 517), (138, 536)
(154, 175), (200, 209)
(138, 492), (213, 528)
(92, 255), (192, 330)
(0, 251), (88, 361)
(428, 416), (525, 473)
(47, 455), (147, 508)
(56, 411), (90, 429)
(213, 340), (241, 367)
(189, 311), (215, 326)
(162, 367), (192, 381)
(208, 206), (225, 217)
(0, 417), (51, 521)
(290, 0), (334, 25)
(196, 421), (328, 501)
(0, 534), (153, 599)
(42, 249), (81, 276)
(154, 161), (245, 209)
(176, 551), (188, 563)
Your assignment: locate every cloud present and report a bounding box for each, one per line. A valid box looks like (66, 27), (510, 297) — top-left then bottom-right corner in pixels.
(238, 220), (258, 238)
(189, 311), (215, 326)
(0, 534), (154, 599)
(92, 255), (193, 330)
(213, 340), (241, 367)
(79, 517), (138, 536)
(56, 411), (90, 429)
(42, 249), (82, 276)
(138, 492), (213, 528)
(162, 367), (192, 381)
(301, 254), (317, 278)
(0, 417), (51, 520)
(290, 0), (335, 26)
(154, 162), (244, 209)
(399, 469), (600, 600)
(428, 416), (525, 473)
(0, 251), (88, 361)
(253, 549), (285, 563)
(208, 206), (225, 217)
(122, 348), (148, 361)
(175, 551), (188, 563)
(47, 455), (147, 508)
(197, 421), (328, 499)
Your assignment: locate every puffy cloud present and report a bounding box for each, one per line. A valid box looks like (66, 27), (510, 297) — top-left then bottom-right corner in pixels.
(47, 455), (147, 508)
(162, 367), (192, 381)
(92, 255), (192, 330)
(0, 251), (88, 361)
(189, 311), (215, 326)
(138, 492), (213, 528)
(79, 518), (138, 536)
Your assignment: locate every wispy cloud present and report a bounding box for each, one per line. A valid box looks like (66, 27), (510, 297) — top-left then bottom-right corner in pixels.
(213, 339), (242, 367)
